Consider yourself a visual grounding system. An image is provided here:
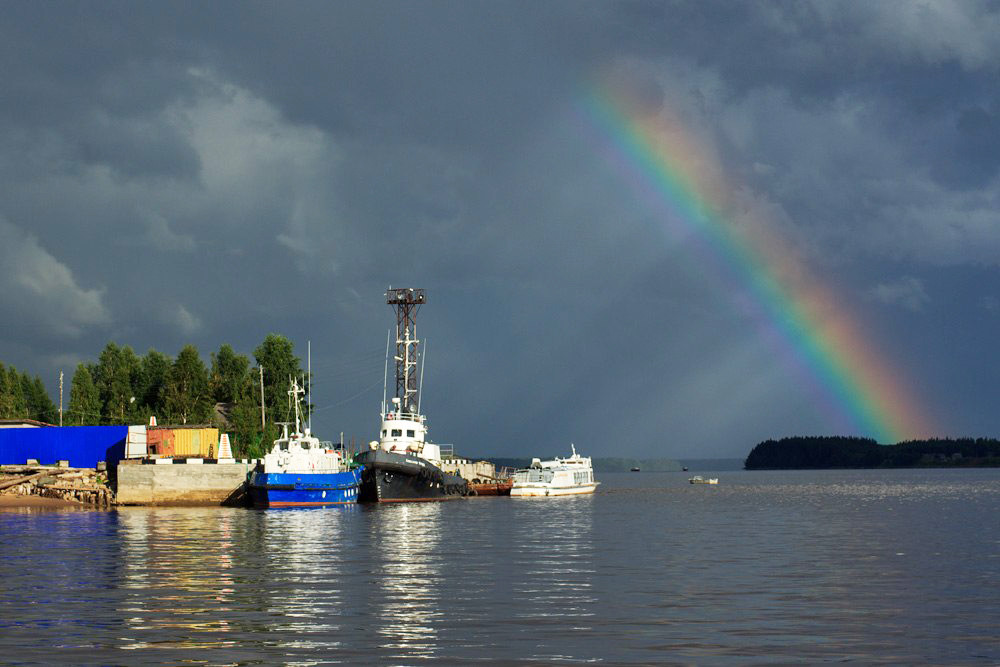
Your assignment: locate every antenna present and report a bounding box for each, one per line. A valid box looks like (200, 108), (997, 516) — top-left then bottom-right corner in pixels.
(307, 340), (311, 432)
(382, 327), (391, 417)
(385, 287), (425, 415)
(417, 339), (426, 415)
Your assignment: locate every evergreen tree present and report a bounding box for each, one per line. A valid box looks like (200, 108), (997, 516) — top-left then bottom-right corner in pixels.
(1, 366), (27, 419)
(164, 345), (212, 425)
(135, 349), (171, 422)
(27, 375), (56, 423)
(68, 363), (101, 425)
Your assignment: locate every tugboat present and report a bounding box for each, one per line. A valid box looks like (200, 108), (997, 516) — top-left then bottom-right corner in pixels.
(248, 379), (361, 507)
(355, 288), (470, 502)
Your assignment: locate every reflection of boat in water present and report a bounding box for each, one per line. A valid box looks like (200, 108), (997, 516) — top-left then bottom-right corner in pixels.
(510, 444), (599, 497)
(356, 288), (469, 503)
(249, 379), (360, 507)
(688, 476), (718, 485)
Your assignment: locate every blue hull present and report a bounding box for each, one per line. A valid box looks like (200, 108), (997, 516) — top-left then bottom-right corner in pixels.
(249, 468), (362, 508)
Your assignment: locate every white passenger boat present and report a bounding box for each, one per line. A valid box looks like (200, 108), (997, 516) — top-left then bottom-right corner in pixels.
(688, 475), (718, 485)
(510, 444), (599, 497)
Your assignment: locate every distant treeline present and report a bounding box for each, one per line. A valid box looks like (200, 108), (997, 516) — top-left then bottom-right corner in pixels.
(0, 335), (310, 458)
(488, 457), (683, 472)
(744, 436), (1000, 469)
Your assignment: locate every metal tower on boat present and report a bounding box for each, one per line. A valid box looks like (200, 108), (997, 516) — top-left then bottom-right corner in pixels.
(385, 287), (425, 416)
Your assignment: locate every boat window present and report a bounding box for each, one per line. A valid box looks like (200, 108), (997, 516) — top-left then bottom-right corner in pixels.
(382, 430), (387, 437)
(407, 430), (415, 437)
(279, 443), (288, 451)
(391, 429), (402, 437)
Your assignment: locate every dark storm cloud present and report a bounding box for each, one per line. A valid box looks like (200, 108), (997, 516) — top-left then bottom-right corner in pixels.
(2, 1), (1000, 457)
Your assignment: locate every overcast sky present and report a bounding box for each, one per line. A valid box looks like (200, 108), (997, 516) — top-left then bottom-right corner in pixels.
(3, 1), (999, 459)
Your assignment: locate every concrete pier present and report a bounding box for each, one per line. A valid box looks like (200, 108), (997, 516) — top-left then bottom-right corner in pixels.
(116, 461), (254, 505)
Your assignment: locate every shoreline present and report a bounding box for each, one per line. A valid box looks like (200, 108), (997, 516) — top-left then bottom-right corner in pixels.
(0, 494), (84, 509)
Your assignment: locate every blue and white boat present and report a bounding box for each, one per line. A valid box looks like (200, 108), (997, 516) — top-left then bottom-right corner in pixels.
(249, 379), (361, 508)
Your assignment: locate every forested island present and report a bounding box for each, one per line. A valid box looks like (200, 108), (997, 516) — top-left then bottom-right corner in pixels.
(744, 436), (1000, 469)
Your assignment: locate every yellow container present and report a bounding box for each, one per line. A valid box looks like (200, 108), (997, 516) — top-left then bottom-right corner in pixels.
(171, 427), (219, 457)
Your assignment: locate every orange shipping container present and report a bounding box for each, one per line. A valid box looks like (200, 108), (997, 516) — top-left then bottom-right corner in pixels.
(146, 427), (219, 458)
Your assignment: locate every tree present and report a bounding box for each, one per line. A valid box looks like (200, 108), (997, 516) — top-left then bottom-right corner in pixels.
(135, 349), (171, 422)
(26, 375), (56, 423)
(0, 365), (27, 419)
(164, 345), (212, 425)
(94, 343), (139, 424)
(227, 375), (274, 459)
(68, 363), (101, 425)
(210, 344), (250, 405)
(253, 334), (304, 425)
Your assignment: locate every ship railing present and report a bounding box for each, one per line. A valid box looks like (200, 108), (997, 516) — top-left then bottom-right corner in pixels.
(438, 444), (455, 460)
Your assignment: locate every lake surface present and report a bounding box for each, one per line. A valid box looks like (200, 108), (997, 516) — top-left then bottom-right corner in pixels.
(2, 468), (999, 665)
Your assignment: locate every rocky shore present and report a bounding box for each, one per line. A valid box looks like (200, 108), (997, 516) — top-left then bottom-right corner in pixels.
(0, 465), (114, 508)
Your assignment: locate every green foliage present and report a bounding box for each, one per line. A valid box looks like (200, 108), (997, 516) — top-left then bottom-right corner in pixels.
(135, 349), (171, 422)
(94, 342), (140, 424)
(744, 436), (1000, 469)
(4, 334), (309, 459)
(26, 375), (56, 423)
(210, 344), (249, 405)
(254, 334), (304, 424)
(68, 363), (101, 425)
(164, 345), (212, 425)
(0, 364), (28, 419)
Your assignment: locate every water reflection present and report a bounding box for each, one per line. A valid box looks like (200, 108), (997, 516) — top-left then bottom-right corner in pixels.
(509, 496), (597, 662)
(259, 506), (355, 650)
(117, 508), (242, 651)
(369, 503), (443, 658)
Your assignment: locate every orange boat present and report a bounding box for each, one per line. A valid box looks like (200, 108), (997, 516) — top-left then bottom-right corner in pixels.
(468, 478), (513, 496)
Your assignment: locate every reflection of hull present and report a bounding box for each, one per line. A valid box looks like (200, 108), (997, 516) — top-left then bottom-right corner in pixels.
(249, 469), (362, 507)
(510, 483), (598, 497)
(356, 449), (468, 502)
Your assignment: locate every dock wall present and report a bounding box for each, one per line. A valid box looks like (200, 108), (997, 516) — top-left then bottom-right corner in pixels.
(116, 462), (254, 505)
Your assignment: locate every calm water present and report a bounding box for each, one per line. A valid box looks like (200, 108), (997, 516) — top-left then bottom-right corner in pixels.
(2, 468), (999, 665)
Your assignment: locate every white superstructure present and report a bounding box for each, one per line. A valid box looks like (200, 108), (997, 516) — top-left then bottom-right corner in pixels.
(261, 379), (347, 474)
(371, 398), (442, 466)
(510, 444), (599, 497)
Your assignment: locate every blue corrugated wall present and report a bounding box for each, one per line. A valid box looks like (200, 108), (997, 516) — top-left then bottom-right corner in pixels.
(0, 426), (128, 468)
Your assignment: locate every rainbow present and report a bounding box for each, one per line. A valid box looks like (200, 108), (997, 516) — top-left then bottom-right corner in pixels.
(578, 82), (933, 443)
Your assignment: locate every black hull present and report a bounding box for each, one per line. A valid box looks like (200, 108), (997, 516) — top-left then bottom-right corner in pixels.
(355, 449), (469, 502)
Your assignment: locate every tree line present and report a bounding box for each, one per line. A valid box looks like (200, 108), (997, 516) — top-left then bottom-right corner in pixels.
(0, 334), (309, 458)
(744, 435), (1000, 469)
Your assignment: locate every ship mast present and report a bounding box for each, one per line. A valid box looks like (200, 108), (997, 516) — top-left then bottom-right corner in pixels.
(386, 287), (425, 416)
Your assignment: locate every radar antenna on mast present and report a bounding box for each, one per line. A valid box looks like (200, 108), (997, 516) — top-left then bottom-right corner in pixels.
(385, 287), (425, 416)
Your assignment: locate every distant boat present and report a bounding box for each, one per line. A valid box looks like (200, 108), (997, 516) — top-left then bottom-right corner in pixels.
(248, 379), (361, 508)
(688, 475), (718, 485)
(630, 467), (640, 472)
(682, 466), (689, 472)
(511, 444), (599, 497)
